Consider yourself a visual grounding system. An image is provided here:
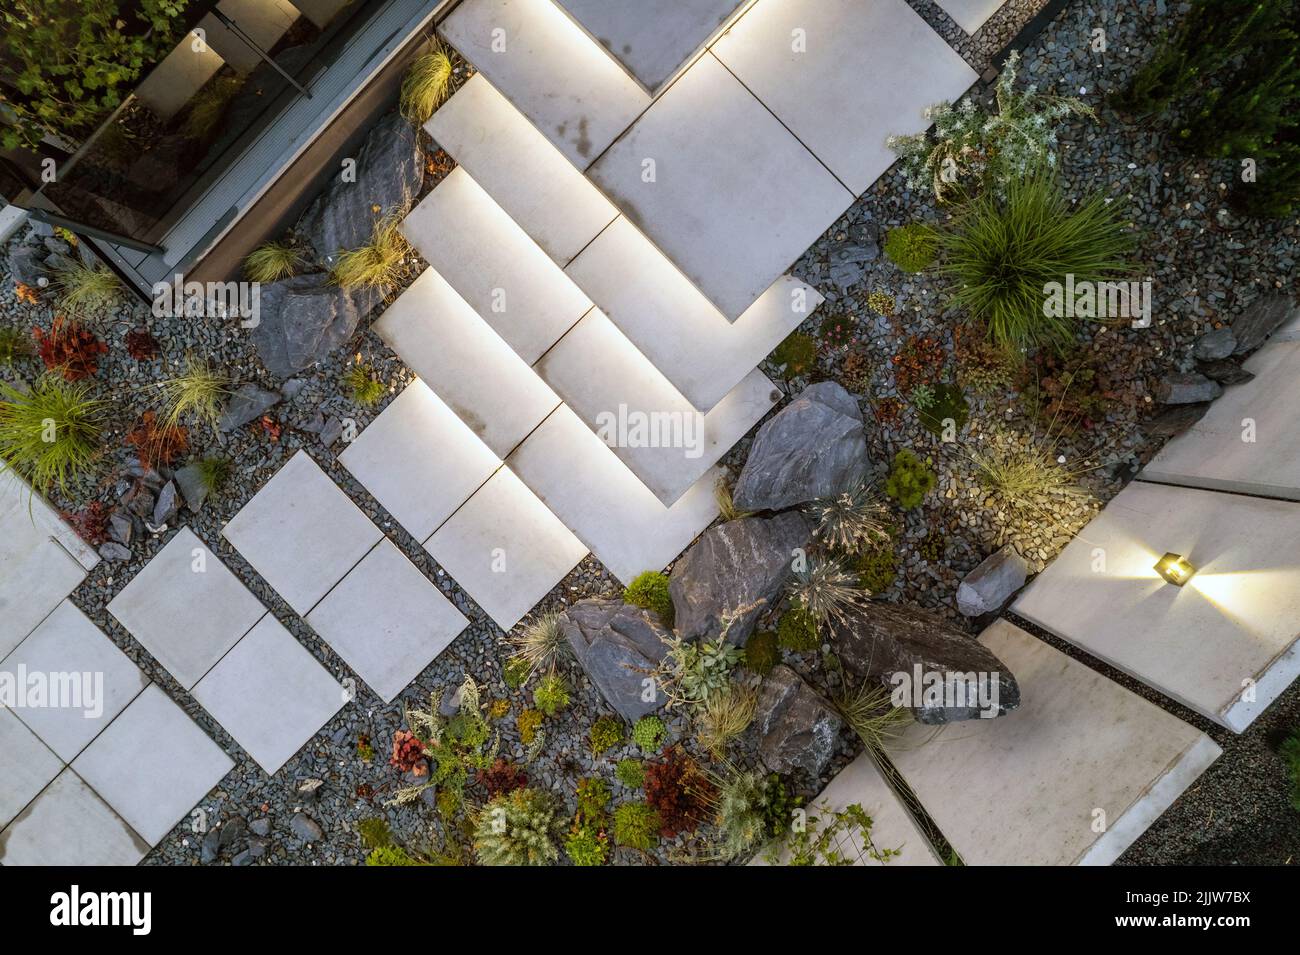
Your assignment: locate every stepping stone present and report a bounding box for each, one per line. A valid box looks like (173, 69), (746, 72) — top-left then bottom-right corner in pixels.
(339, 380), (501, 542)
(306, 539), (468, 703)
(566, 216), (823, 411)
(0, 770), (149, 866)
(553, 0), (747, 93)
(933, 0), (1010, 34)
(536, 309), (779, 504)
(196, 0), (299, 75)
(1013, 482), (1300, 733)
(1, 600), (147, 762)
(507, 405), (720, 584)
(1141, 341), (1300, 501)
(0, 708), (62, 831)
(713, 0), (978, 196)
(0, 469), (99, 569)
(371, 269), (562, 458)
(425, 467), (588, 631)
(192, 615), (345, 775)
(71, 684), (234, 846)
(752, 752), (941, 866)
(223, 452), (383, 616)
(402, 167), (594, 364)
(889, 620), (1222, 864)
(588, 53), (854, 320)
(441, 0), (650, 169)
(427, 75), (618, 265)
(108, 527), (265, 690)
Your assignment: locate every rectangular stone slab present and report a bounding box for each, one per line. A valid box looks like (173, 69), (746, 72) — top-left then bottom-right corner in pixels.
(0, 769), (150, 866)
(712, 0), (979, 196)
(588, 53), (854, 320)
(425, 467), (588, 631)
(340, 380), (501, 542)
(1012, 481), (1300, 732)
(401, 167), (595, 364)
(0, 708), (63, 831)
(933, 0), (1011, 34)
(0, 469), (99, 569)
(889, 620), (1222, 865)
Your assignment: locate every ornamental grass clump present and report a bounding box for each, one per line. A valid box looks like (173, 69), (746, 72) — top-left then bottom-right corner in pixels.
(332, 214), (411, 290)
(472, 787), (562, 866)
(805, 481), (891, 555)
(400, 41), (457, 124)
(696, 684), (758, 759)
(968, 433), (1090, 531)
(243, 241), (301, 283)
(508, 611), (568, 679)
(155, 353), (230, 433)
(834, 680), (912, 756)
(50, 261), (122, 315)
(0, 377), (105, 493)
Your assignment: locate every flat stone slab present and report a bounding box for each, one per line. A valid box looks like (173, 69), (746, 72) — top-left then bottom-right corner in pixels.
(507, 405), (720, 584)
(890, 620), (1222, 865)
(108, 527), (266, 690)
(553, 0), (746, 93)
(1141, 341), (1300, 501)
(427, 74), (619, 265)
(425, 468), (588, 631)
(306, 539), (468, 703)
(192, 614), (345, 775)
(339, 380), (501, 542)
(0, 769), (150, 866)
(441, 0), (650, 169)
(0, 469), (99, 569)
(537, 308), (778, 504)
(0, 708), (62, 831)
(2, 600), (147, 762)
(401, 167), (594, 364)
(565, 216), (823, 411)
(71, 684), (234, 846)
(713, 0), (978, 196)
(223, 452), (383, 616)
(1013, 482), (1300, 733)
(372, 268), (562, 458)
(588, 53), (853, 320)
(933, 0), (1010, 34)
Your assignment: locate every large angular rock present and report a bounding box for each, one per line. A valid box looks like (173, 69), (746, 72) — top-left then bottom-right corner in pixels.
(1191, 327), (1236, 362)
(1157, 372), (1222, 405)
(251, 274), (380, 379)
(669, 512), (811, 646)
(1197, 358), (1254, 385)
(1231, 293), (1299, 355)
(7, 238), (48, 287)
(219, 383), (282, 432)
(1143, 402), (1210, 438)
(559, 599), (672, 721)
(830, 603), (1020, 724)
(956, 545), (1028, 617)
(296, 112), (424, 266)
(733, 382), (868, 512)
(753, 665), (842, 777)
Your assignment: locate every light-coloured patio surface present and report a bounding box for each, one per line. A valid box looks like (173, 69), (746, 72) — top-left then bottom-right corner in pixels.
(890, 620), (1222, 865)
(1012, 482), (1300, 732)
(0, 708), (62, 831)
(0, 769), (149, 866)
(933, 0), (1011, 34)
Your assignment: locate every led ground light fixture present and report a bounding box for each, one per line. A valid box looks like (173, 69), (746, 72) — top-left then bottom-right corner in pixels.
(1154, 552), (1196, 587)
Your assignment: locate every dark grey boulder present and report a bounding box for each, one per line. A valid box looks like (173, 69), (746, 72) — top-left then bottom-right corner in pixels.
(956, 545), (1028, 617)
(1144, 402), (1210, 438)
(1197, 358), (1255, 385)
(1192, 327), (1237, 362)
(1232, 294), (1298, 355)
(152, 481), (180, 527)
(7, 240), (47, 287)
(219, 382), (282, 432)
(1157, 372), (1222, 405)
(669, 512), (811, 646)
(251, 274), (380, 379)
(174, 463), (210, 513)
(559, 599), (671, 720)
(753, 665), (842, 777)
(733, 381), (868, 512)
(289, 814), (323, 843)
(98, 542), (132, 562)
(108, 511), (133, 546)
(826, 224), (879, 290)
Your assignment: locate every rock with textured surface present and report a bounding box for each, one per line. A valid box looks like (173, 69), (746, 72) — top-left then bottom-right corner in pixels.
(152, 481), (180, 527)
(1232, 294), (1299, 355)
(1143, 402), (1210, 438)
(251, 274), (380, 378)
(753, 665), (842, 777)
(7, 240), (47, 287)
(1197, 358), (1254, 385)
(219, 383), (282, 432)
(670, 512), (811, 646)
(733, 382), (868, 512)
(174, 463), (210, 513)
(98, 542), (132, 562)
(289, 813), (323, 842)
(1192, 327), (1236, 361)
(1157, 372), (1222, 405)
(559, 599), (671, 720)
(956, 545), (1028, 617)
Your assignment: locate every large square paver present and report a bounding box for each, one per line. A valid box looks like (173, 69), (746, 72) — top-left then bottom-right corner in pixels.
(192, 615), (345, 775)
(1013, 482), (1300, 732)
(2, 600), (147, 762)
(223, 452), (383, 616)
(0, 770), (150, 866)
(934, 0), (1010, 34)
(306, 539), (468, 703)
(553, 0), (746, 93)
(713, 0), (978, 196)
(340, 380), (501, 542)
(108, 527), (266, 689)
(0, 708), (62, 830)
(890, 620), (1222, 865)
(71, 684), (234, 846)
(425, 468), (588, 631)
(588, 53), (854, 320)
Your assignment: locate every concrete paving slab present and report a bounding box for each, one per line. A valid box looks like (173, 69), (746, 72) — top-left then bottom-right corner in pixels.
(933, 0), (1010, 34)
(371, 268), (562, 458)
(507, 405), (720, 584)
(2, 601), (148, 762)
(192, 614), (345, 775)
(339, 380), (501, 542)
(0, 469), (100, 569)
(107, 527), (266, 690)
(1012, 482), (1300, 733)
(134, 35), (226, 122)
(440, 0), (650, 169)
(72, 684), (234, 846)
(306, 539), (468, 702)
(588, 53), (853, 320)
(222, 452), (383, 616)
(427, 75), (619, 265)
(424, 467), (588, 631)
(0, 709), (62, 831)
(713, 0), (978, 196)
(0, 502), (87, 661)
(890, 620), (1222, 864)
(566, 217), (822, 411)
(402, 167), (594, 364)
(0, 770), (149, 866)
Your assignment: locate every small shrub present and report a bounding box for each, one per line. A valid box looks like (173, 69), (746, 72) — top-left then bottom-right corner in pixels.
(771, 332), (816, 379)
(917, 382), (969, 437)
(615, 759), (645, 789)
(658, 635), (743, 709)
(126, 410), (189, 469)
(63, 501), (108, 547)
(487, 698), (510, 720)
(473, 787), (562, 866)
(589, 715), (625, 755)
(884, 223), (938, 272)
(786, 558), (869, 626)
(504, 656), (532, 689)
(855, 545), (898, 594)
(954, 323), (1017, 395)
(819, 313), (856, 348)
(564, 824), (608, 866)
(839, 348), (873, 394)
(644, 747), (715, 838)
(697, 685), (758, 759)
(1281, 728), (1300, 811)
(124, 327), (158, 361)
(332, 214), (411, 290)
(866, 289), (896, 317)
(0, 327), (32, 366)
(911, 383), (936, 410)
(805, 481), (891, 555)
(516, 708), (543, 745)
(743, 630), (780, 675)
(357, 817), (393, 849)
(51, 261), (122, 314)
(632, 715), (666, 753)
(33, 318), (107, 381)
(884, 449), (936, 509)
(892, 335), (946, 395)
(576, 777), (612, 821)
(613, 802), (660, 851)
(344, 360), (386, 406)
(623, 570), (673, 624)
(710, 769), (799, 860)
(243, 241), (301, 283)
(0, 377), (105, 493)
(401, 41), (456, 124)
(476, 757), (528, 798)
(777, 603), (819, 652)
(532, 672), (570, 717)
(508, 611), (568, 679)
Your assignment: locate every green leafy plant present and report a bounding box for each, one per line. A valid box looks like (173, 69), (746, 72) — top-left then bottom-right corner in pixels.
(884, 449), (936, 509)
(910, 383), (936, 410)
(0, 377), (106, 493)
(589, 715), (625, 755)
(0, 328), (32, 366)
(564, 824), (608, 866)
(1281, 727), (1300, 811)
(400, 40), (457, 124)
(884, 223), (939, 272)
(805, 481), (891, 555)
(387, 677), (499, 814)
(532, 672), (570, 717)
(771, 332), (817, 379)
(777, 603), (819, 652)
(576, 777), (612, 821)
(50, 261), (122, 315)
(195, 455), (232, 495)
(473, 787), (562, 866)
(917, 382), (970, 436)
(504, 655), (532, 690)
(657, 635), (743, 709)
(696, 685), (758, 759)
(612, 802), (660, 852)
(508, 610), (568, 681)
(516, 708), (543, 745)
(782, 802), (901, 866)
(243, 241), (302, 283)
(345, 360), (386, 406)
(623, 570), (674, 624)
(705, 767), (799, 861)
(331, 214), (411, 289)
(855, 544), (899, 594)
(615, 758), (645, 789)
(743, 630), (780, 675)
(632, 715), (666, 753)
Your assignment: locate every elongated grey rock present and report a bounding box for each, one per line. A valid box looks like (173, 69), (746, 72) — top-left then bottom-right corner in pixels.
(753, 665), (842, 776)
(559, 599), (671, 720)
(956, 545), (1028, 617)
